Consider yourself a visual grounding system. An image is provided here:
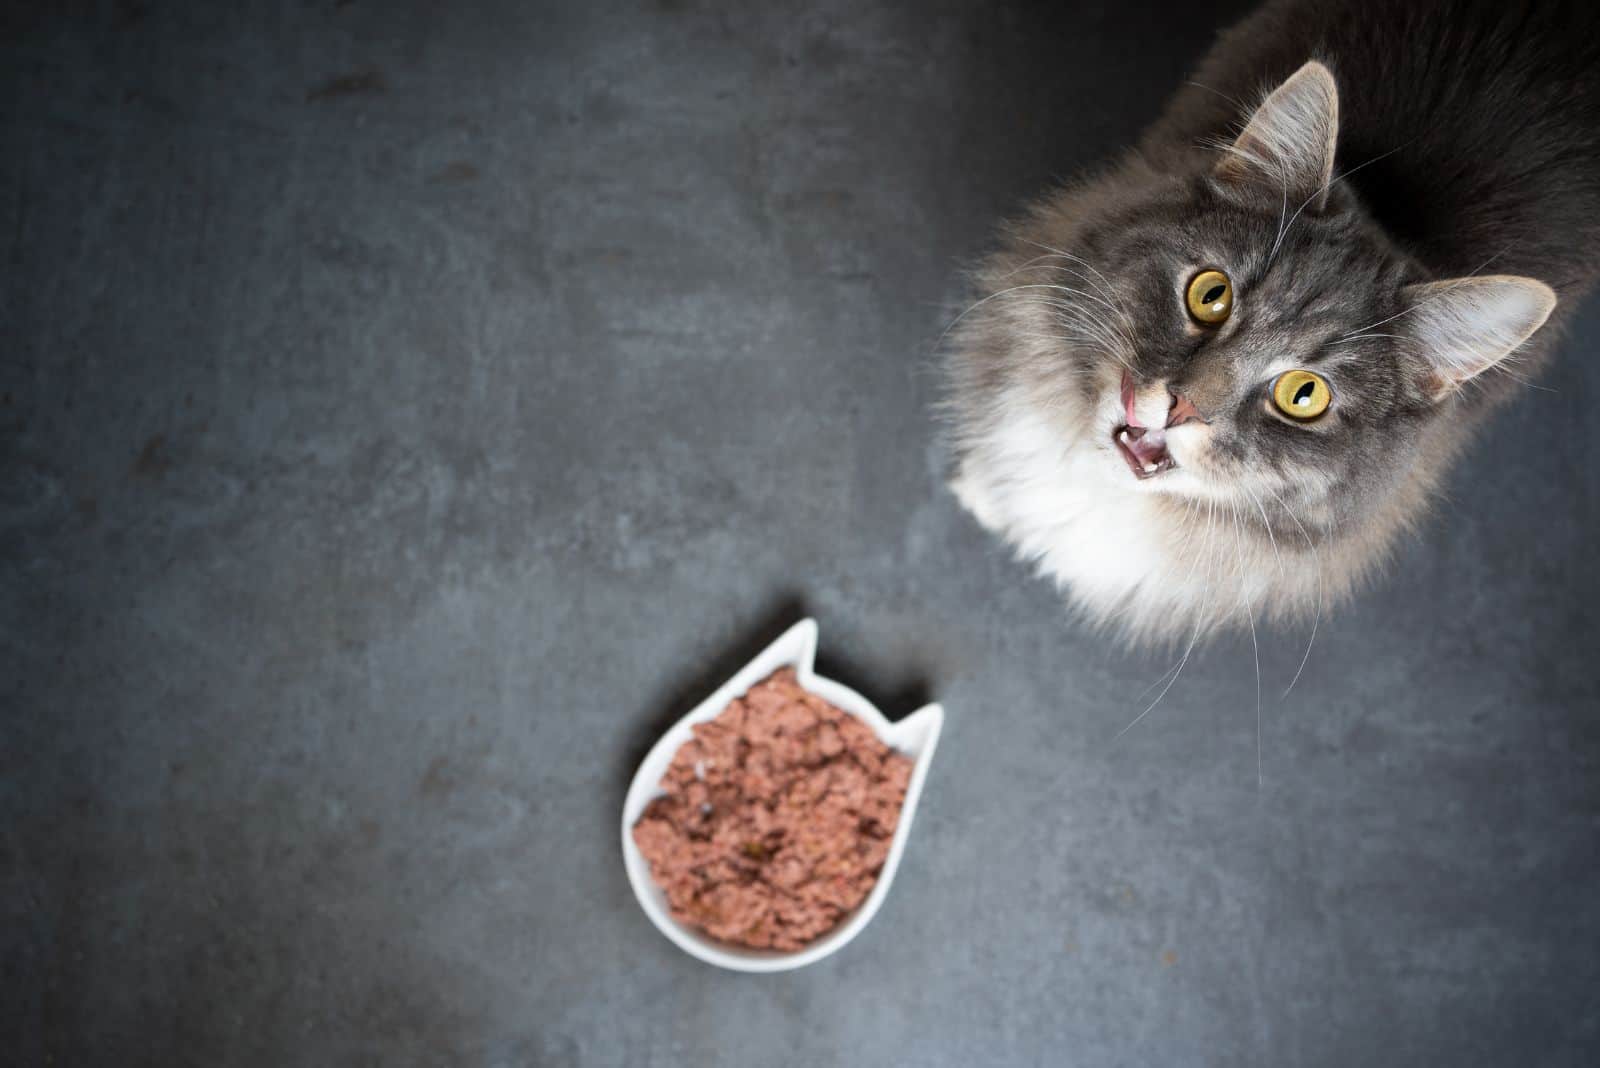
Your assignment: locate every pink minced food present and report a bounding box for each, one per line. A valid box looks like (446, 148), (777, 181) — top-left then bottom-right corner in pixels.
(632, 668), (914, 952)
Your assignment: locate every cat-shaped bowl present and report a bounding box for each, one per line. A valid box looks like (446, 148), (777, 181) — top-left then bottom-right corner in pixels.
(621, 618), (944, 972)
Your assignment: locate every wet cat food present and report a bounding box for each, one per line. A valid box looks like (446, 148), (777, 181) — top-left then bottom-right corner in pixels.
(631, 668), (913, 951)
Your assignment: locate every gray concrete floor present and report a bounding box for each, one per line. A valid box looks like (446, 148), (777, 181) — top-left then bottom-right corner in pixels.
(4, 1), (1599, 1065)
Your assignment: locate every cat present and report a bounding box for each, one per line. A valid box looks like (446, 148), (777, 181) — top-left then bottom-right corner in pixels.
(944, 0), (1600, 644)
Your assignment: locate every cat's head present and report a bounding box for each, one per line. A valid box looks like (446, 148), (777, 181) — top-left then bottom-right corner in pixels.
(1004, 61), (1555, 531)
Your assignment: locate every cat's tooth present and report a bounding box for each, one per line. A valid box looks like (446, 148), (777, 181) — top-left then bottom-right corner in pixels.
(1118, 430), (1131, 444)
(1143, 462), (1157, 473)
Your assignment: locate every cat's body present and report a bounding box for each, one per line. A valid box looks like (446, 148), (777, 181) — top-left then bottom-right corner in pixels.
(946, 0), (1600, 642)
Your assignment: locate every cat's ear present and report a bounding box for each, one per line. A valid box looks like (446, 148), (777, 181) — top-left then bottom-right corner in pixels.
(1215, 61), (1339, 212)
(1400, 275), (1557, 398)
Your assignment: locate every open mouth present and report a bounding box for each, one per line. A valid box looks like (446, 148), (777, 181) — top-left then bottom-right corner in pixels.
(1114, 425), (1176, 479)
(1114, 371), (1177, 480)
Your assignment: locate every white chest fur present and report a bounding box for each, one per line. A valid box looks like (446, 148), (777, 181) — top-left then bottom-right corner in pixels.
(951, 397), (1302, 639)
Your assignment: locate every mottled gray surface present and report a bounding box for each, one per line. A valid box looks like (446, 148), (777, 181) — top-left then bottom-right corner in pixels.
(3, 1), (1598, 1065)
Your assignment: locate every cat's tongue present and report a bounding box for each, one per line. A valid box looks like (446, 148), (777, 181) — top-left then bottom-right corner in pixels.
(1121, 371), (1146, 429)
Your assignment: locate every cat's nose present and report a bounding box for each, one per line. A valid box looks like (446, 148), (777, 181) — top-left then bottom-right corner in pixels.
(1166, 390), (1205, 428)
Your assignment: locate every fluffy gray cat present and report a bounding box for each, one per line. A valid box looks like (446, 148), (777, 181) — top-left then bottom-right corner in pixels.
(946, 0), (1600, 644)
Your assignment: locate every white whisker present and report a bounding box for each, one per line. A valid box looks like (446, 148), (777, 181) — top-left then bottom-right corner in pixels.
(1323, 332), (1408, 346)
(1227, 502), (1264, 792)
(1267, 487), (1321, 698)
(1336, 244), (1514, 339)
(1241, 484), (1283, 578)
(1268, 140), (1415, 265)
(1184, 79), (1252, 114)
(1116, 499), (1217, 740)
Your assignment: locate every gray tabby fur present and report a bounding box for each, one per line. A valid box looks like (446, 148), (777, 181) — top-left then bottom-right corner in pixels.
(944, 0), (1600, 644)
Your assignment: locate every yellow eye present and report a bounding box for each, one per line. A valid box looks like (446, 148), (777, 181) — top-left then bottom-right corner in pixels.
(1271, 369), (1332, 420)
(1186, 268), (1233, 324)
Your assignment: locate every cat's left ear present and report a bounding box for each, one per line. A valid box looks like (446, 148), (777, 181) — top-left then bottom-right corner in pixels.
(1400, 275), (1557, 399)
(1215, 61), (1339, 212)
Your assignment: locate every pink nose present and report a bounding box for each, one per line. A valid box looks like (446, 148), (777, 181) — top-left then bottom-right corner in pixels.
(1166, 392), (1204, 428)
(1122, 372), (1207, 429)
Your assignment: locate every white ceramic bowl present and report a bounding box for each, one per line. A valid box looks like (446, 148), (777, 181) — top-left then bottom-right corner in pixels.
(620, 618), (944, 972)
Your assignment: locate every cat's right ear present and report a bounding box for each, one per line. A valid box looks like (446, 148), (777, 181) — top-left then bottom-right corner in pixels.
(1215, 61), (1340, 212)
(1399, 275), (1557, 400)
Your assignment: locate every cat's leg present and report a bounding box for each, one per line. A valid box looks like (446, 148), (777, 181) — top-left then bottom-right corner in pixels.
(949, 461), (1006, 534)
